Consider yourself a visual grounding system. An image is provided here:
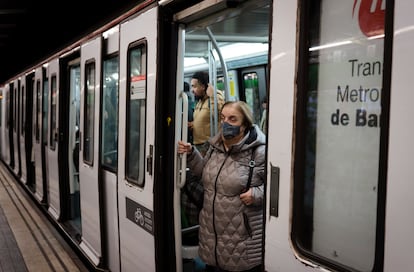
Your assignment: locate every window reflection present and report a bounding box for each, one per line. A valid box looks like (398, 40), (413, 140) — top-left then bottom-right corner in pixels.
(101, 56), (119, 170)
(126, 44), (146, 186)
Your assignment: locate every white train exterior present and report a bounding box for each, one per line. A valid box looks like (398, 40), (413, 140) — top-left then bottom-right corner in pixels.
(0, 0), (413, 271)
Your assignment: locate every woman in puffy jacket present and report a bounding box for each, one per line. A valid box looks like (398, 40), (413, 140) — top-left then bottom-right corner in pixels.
(178, 101), (266, 272)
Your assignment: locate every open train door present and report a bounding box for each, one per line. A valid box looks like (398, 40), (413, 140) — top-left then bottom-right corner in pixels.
(47, 59), (61, 219)
(78, 36), (103, 266)
(117, 5), (158, 271)
(19, 75), (28, 185)
(11, 78), (21, 177)
(33, 67), (47, 202)
(266, 0), (388, 271)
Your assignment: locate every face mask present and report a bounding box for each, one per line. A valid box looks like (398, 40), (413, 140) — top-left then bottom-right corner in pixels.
(222, 122), (241, 139)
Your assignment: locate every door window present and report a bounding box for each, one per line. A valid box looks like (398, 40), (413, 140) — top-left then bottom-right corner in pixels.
(101, 56), (119, 170)
(125, 42), (147, 186)
(83, 62), (95, 165)
(294, 1), (386, 271)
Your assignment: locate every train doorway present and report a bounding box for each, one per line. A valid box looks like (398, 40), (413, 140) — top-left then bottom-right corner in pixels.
(174, 0), (271, 271)
(68, 63), (81, 231)
(59, 58), (82, 235)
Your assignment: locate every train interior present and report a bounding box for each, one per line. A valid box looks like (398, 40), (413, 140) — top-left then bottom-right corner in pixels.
(182, 0), (270, 121)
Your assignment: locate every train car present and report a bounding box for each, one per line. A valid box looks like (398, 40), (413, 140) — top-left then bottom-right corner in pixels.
(1, 0), (414, 272)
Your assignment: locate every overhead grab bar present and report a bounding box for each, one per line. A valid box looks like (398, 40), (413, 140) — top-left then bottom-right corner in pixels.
(206, 26), (231, 136)
(206, 26), (231, 99)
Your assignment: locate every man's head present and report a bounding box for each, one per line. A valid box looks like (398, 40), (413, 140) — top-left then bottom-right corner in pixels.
(191, 71), (209, 100)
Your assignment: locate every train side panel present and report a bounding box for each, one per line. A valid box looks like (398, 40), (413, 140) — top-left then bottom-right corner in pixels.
(33, 67), (46, 202)
(265, 0), (305, 271)
(47, 59), (61, 219)
(117, 5), (158, 271)
(384, 0), (414, 270)
(18, 75), (27, 185)
(12, 79), (21, 177)
(264, 1), (414, 272)
(100, 25), (121, 272)
(78, 35), (104, 266)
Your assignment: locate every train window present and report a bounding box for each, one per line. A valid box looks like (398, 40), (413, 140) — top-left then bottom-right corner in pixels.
(43, 77), (48, 146)
(293, 0), (385, 271)
(14, 85), (17, 133)
(6, 90), (9, 129)
(125, 43), (146, 186)
(21, 85), (25, 136)
(83, 62), (95, 165)
(50, 75), (57, 150)
(36, 80), (41, 143)
(17, 86), (20, 134)
(101, 56), (119, 170)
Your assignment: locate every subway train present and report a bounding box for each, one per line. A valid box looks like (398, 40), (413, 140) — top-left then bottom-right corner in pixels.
(0, 0), (413, 271)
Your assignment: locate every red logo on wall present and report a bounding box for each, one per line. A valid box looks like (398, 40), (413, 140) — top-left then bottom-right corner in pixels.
(353, 0), (385, 37)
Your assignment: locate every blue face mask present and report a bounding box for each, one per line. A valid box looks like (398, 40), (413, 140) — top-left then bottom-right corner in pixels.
(222, 122), (241, 139)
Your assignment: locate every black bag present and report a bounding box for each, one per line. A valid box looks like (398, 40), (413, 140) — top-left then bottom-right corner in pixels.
(183, 171), (204, 210)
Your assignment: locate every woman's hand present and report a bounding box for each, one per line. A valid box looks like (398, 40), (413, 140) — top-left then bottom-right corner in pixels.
(240, 188), (253, 206)
(178, 140), (192, 154)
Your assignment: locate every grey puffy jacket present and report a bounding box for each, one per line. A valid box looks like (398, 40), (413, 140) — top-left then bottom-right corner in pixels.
(187, 125), (265, 271)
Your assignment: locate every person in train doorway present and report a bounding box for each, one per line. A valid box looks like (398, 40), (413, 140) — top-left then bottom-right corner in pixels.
(189, 71), (225, 156)
(183, 73), (223, 246)
(178, 101), (266, 272)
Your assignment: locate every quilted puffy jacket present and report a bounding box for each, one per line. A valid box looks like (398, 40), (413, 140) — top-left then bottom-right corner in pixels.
(187, 124), (266, 271)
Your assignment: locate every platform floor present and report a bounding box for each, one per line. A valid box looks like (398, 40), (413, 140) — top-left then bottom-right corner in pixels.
(0, 163), (89, 272)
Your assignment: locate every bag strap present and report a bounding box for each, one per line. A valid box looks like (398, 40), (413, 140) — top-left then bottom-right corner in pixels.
(245, 147), (257, 191)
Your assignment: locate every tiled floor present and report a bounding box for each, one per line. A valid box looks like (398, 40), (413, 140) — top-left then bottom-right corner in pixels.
(0, 204), (27, 272)
(0, 163), (89, 272)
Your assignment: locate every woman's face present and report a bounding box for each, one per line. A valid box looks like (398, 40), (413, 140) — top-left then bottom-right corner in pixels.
(221, 105), (243, 126)
(220, 104), (246, 140)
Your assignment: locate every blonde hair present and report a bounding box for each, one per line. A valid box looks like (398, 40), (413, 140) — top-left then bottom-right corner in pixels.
(221, 101), (254, 128)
